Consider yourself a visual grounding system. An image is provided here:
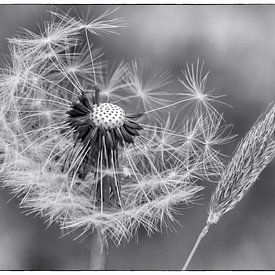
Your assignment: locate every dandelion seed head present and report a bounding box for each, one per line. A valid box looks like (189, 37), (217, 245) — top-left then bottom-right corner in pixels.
(0, 9), (233, 245)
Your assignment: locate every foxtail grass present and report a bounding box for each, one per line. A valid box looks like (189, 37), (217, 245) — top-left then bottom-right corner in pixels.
(182, 103), (275, 270)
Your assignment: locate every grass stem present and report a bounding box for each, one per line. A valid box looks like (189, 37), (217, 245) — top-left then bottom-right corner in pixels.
(182, 223), (211, 270)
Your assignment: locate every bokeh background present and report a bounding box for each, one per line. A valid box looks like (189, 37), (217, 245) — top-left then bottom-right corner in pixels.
(0, 4), (274, 270)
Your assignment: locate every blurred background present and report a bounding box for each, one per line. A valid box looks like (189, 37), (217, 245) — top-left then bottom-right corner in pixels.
(0, 4), (274, 270)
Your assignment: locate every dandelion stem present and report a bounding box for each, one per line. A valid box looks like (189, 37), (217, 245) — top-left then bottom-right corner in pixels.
(182, 223), (211, 270)
(89, 230), (107, 270)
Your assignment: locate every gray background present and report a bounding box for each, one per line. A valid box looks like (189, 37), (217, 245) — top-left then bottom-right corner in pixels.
(0, 4), (274, 270)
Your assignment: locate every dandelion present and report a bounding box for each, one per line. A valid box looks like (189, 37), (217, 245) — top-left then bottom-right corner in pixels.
(0, 8), (232, 269)
(182, 103), (275, 270)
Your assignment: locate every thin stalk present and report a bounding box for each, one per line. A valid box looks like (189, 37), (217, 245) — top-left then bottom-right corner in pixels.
(89, 230), (107, 270)
(182, 223), (211, 270)
(84, 28), (97, 86)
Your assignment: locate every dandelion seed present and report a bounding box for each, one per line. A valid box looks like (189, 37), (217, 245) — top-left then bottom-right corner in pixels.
(177, 59), (230, 117)
(51, 8), (125, 37)
(123, 61), (172, 122)
(97, 62), (129, 101)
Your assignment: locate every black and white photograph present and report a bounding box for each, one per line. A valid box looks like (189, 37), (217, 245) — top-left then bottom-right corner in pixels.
(0, 2), (274, 271)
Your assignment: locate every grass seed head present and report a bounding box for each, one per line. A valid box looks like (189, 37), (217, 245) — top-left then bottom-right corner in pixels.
(208, 103), (275, 224)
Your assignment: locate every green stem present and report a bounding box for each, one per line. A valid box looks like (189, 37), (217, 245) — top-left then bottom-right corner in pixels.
(182, 223), (211, 270)
(89, 230), (107, 270)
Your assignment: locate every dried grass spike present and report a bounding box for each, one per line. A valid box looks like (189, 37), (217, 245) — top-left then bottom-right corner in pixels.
(208, 103), (275, 224)
(182, 103), (275, 271)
